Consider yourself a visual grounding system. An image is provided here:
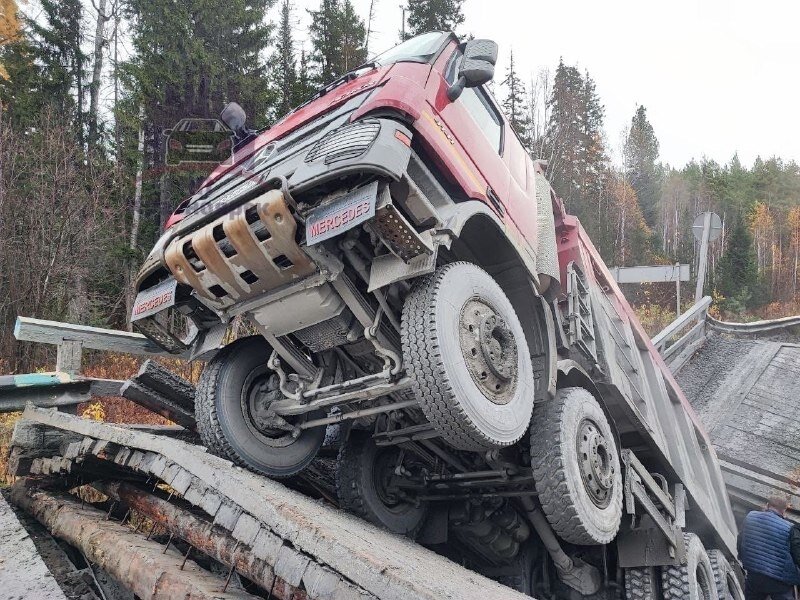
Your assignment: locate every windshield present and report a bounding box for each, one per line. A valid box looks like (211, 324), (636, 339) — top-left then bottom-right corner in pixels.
(370, 31), (448, 66)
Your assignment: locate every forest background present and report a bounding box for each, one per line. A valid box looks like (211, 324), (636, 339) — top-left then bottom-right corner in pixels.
(1, 0), (798, 381)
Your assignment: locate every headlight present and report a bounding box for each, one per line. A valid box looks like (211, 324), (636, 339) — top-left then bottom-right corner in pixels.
(304, 120), (381, 165)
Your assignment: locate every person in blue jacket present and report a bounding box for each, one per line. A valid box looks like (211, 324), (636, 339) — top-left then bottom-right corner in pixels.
(738, 496), (800, 599)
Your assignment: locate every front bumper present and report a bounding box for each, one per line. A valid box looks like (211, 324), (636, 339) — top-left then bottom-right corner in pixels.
(164, 189), (316, 309)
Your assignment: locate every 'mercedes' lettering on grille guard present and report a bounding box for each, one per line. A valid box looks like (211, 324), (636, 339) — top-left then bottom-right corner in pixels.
(306, 181), (378, 246)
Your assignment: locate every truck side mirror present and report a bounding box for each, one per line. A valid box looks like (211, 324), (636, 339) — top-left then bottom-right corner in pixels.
(447, 39), (498, 101)
(220, 102), (247, 136)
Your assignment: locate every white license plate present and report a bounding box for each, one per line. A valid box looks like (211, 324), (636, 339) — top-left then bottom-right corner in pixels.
(306, 181), (378, 246)
(131, 278), (178, 321)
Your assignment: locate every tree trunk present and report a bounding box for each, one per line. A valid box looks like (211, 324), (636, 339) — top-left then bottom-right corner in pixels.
(87, 0), (108, 150)
(67, 269), (88, 324)
(113, 12), (121, 165)
(125, 105), (146, 324)
(159, 168), (172, 232)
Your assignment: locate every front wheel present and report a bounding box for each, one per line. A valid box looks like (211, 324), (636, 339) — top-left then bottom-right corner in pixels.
(401, 262), (535, 451)
(195, 336), (326, 478)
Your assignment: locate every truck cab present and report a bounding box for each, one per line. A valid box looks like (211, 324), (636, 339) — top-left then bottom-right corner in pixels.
(130, 32), (740, 599)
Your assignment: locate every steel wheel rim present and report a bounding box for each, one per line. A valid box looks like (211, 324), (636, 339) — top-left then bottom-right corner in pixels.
(372, 447), (414, 514)
(458, 297), (518, 405)
(576, 418), (615, 508)
(240, 365), (299, 448)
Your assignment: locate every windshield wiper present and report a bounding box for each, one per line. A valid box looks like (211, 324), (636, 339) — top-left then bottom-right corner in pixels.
(317, 62), (378, 96)
(289, 62), (379, 115)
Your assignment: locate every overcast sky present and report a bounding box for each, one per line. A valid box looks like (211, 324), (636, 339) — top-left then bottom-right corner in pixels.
(287, 0), (800, 169)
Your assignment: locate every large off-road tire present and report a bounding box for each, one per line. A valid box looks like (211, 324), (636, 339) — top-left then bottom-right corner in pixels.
(625, 567), (660, 599)
(401, 262), (535, 451)
(708, 549), (744, 600)
(195, 336), (326, 478)
(530, 387), (623, 545)
(336, 430), (427, 536)
(662, 533), (720, 600)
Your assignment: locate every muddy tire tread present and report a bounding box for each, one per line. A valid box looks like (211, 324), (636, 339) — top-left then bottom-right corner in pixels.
(624, 567), (658, 599)
(194, 341), (235, 459)
(529, 387), (622, 545)
(662, 533), (719, 600)
(401, 262), (522, 451)
(708, 549), (743, 600)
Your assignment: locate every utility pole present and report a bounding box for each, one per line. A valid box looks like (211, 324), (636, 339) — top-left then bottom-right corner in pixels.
(399, 4), (406, 40)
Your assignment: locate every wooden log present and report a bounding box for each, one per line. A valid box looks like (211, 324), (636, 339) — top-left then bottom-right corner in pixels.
(94, 481), (315, 600)
(120, 380), (196, 429)
(9, 482), (259, 600)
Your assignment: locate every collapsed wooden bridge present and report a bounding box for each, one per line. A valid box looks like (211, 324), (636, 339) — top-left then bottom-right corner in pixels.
(2, 308), (799, 599)
(7, 405), (526, 600)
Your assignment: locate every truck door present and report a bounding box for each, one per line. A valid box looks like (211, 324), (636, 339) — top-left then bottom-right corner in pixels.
(431, 48), (510, 216)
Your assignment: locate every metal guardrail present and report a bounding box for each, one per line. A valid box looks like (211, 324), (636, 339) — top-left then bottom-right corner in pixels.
(651, 296), (712, 352)
(707, 314), (800, 334)
(14, 317), (190, 361)
(0, 316), (192, 413)
(652, 298), (800, 373)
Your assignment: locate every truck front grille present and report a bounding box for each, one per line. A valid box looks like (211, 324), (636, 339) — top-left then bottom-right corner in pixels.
(305, 121), (380, 165)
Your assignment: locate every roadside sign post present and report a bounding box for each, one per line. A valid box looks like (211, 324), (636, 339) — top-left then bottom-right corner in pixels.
(692, 212), (723, 305)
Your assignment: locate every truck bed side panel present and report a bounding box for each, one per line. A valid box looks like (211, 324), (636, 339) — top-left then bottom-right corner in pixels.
(557, 215), (738, 554)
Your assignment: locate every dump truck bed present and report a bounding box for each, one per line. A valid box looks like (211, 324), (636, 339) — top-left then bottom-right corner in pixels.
(557, 216), (738, 553)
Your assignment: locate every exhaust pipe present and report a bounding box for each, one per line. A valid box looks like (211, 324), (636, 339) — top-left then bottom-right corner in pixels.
(519, 496), (602, 596)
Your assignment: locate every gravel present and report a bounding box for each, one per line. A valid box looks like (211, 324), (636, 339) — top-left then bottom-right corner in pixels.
(674, 333), (756, 417)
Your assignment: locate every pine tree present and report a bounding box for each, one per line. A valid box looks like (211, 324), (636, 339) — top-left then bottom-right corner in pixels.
(273, 0), (297, 116)
(294, 48), (315, 103)
(27, 0), (86, 136)
(543, 63), (607, 213)
(716, 217), (759, 310)
(338, 0), (367, 73)
(542, 59), (585, 208)
(404, 0), (464, 39)
(501, 49), (531, 149)
(624, 105), (661, 228)
(308, 0), (339, 84)
(308, 0), (366, 85)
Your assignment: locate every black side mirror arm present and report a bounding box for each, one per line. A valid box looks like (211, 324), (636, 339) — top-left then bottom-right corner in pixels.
(447, 75), (467, 102)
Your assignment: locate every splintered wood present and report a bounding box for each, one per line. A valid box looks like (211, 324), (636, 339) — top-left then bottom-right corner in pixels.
(9, 406), (528, 600)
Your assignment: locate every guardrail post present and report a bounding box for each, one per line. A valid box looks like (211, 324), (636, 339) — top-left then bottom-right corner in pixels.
(56, 341), (83, 376)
